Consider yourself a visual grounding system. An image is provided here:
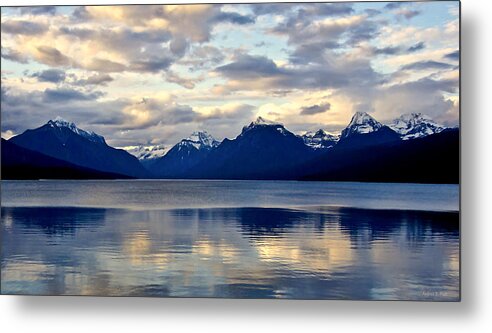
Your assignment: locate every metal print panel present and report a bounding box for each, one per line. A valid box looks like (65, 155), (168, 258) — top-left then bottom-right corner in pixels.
(0, 1), (460, 300)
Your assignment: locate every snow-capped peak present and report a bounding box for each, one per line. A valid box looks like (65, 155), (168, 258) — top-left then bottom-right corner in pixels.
(251, 116), (281, 126)
(178, 131), (220, 150)
(242, 116), (285, 135)
(389, 113), (445, 140)
(304, 129), (339, 140)
(123, 144), (169, 160)
(341, 112), (383, 139)
(302, 129), (340, 149)
(186, 131), (219, 147)
(47, 117), (106, 145)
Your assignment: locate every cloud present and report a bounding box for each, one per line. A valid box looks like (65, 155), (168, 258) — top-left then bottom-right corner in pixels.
(164, 71), (202, 89)
(182, 45), (226, 70)
(129, 57), (174, 73)
(2, 6), (249, 75)
(215, 53), (382, 92)
(1, 3), (460, 145)
(31, 69), (66, 83)
(296, 3), (354, 18)
(395, 9), (421, 20)
(197, 103), (255, 121)
(212, 11), (255, 25)
(74, 73), (114, 86)
(1, 47), (28, 64)
(114, 98), (200, 130)
(372, 46), (402, 55)
(384, 3), (404, 10)
(444, 50), (460, 61)
(84, 58), (126, 72)
(1, 21), (48, 35)
(408, 42), (426, 52)
(0, 85), (116, 137)
(216, 54), (282, 79)
(272, 14), (377, 47)
(80, 5), (254, 43)
(401, 60), (455, 71)
(372, 77), (459, 123)
(35, 46), (72, 67)
(43, 88), (104, 103)
(20, 6), (57, 16)
(270, 12), (383, 70)
(300, 103), (331, 115)
(169, 37), (189, 57)
(250, 3), (296, 16)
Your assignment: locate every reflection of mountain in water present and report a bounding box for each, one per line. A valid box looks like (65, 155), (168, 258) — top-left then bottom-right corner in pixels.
(1, 207), (107, 236)
(1, 205), (459, 299)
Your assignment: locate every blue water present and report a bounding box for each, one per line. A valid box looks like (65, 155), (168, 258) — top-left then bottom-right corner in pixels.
(1, 180), (459, 300)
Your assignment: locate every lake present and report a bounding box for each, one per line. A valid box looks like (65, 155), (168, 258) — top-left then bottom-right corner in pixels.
(1, 180), (460, 300)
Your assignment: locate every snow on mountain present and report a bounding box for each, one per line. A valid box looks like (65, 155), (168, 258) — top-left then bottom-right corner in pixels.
(302, 129), (340, 149)
(48, 116), (106, 145)
(389, 113), (446, 140)
(177, 131), (220, 150)
(124, 145), (169, 160)
(340, 112), (383, 139)
(242, 116), (286, 134)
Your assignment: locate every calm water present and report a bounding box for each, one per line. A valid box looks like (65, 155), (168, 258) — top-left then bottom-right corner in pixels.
(1, 180), (459, 300)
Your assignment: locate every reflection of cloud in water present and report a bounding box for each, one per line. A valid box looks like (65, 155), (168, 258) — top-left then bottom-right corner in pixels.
(1, 206), (459, 299)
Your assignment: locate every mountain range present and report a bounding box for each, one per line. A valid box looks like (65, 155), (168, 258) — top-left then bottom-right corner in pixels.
(8, 117), (148, 178)
(1, 112), (458, 183)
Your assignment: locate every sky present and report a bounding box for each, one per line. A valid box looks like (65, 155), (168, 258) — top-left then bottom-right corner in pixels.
(1, 1), (460, 149)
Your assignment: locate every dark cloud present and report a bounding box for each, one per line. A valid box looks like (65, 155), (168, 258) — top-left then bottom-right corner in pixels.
(373, 46), (402, 55)
(250, 4), (296, 16)
(36, 46), (72, 67)
(296, 3), (354, 18)
(1, 47), (28, 64)
(31, 69), (66, 83)
(1, 20), (48, 35)
(170, 37), (189, 57)
(58, 26), (95, 39)
(215, 53), (382, 91)
(1, 85), (125, 140)
(401, 60), (455, 71)
(19, 6), (57, 15)
(216, 54), (282, 79)
(347, 20), (381, 45)
(444, 50), (460, 61)
(384, 3), (404, 10)
(129, 57), (174, 72)
(43, 88), (104, 103)
(289, 41), (341, 64)
(212, 11), (255, 25)
(408, 42), (426, 53)
(273, 11), (382, 51)
(252, 3), (353, 18)
(160, 105), (199, 125)
(71, 6), (91, 21)
(300, 103), (331, 115)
